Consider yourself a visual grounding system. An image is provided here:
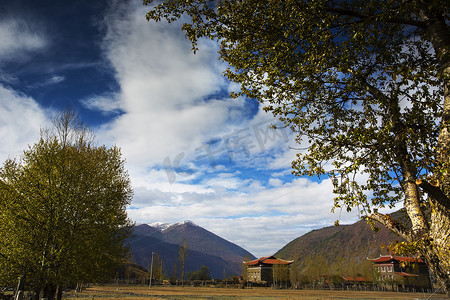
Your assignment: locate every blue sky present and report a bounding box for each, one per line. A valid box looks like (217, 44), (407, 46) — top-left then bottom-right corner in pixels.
(0, 0), (380, 257)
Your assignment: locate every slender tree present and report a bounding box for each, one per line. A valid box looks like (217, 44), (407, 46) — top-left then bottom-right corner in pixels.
(151, 252), (163, 283)
(289, 259), (301, 289)
(170, 262), (178, 282)
(178, 239), (189, 287)
(144, 0), (450, 294)
(0, 109), (133, 298)
(241, 254), (252, 284)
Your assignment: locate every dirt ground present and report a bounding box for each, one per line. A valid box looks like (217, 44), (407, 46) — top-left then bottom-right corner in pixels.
(63, 285), (448, 300)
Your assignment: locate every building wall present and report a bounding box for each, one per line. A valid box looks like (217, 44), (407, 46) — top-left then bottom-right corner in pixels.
(375, 263), (395, 281)
(246, 265), (290, 285)
(247, 267), (262, 282)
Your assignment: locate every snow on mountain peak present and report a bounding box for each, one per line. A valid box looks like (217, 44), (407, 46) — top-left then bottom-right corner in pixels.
(148, 220), (198, 231)
(147, 222), (171, 230)
(180, 220), (197, 226)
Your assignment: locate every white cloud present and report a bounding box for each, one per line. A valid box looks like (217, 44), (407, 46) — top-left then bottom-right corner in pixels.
(268, 178), (283, 187)
(26, 75), (65, 89)
(0, 85), (49, 162)
(97, 4), (249, 169)
(202, 172), (249, 190)
(0, 69), (18, 84)
(81, 92), (122, 114)
(0, 18), (47, 61)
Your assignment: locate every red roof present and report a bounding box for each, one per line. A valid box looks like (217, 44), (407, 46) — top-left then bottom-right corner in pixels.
(394, 272), (419, 277)
(244, 256), (294, 266)
(368, 255), (424, 263)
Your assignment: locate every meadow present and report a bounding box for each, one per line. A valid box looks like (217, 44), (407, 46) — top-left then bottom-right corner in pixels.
(63, 285), (448, 300)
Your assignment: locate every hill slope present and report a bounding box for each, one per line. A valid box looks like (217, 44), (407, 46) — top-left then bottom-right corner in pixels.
(275, 217), (403, 276)
(162, 221), (255, 266)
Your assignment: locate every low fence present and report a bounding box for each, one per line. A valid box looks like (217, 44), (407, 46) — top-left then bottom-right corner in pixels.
(106, 278), (442, 295)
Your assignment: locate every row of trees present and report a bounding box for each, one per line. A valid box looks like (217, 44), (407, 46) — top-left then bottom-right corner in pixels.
(148, 240), (212, 284)
(0, 110), (133, 299)
(144, 0), (450, 296)
(289, 254), (374, 289)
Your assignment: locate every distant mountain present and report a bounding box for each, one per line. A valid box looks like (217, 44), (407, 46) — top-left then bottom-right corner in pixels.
(275, 213), (405, 273)
(162, 220), (255, 267)
(127, 221), (256, 279)
(132, 223), (165, 241)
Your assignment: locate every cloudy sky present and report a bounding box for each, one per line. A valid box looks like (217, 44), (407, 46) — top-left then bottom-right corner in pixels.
(0, 0), (379, 257)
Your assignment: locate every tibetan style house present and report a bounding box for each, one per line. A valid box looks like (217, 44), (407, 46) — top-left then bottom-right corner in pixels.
(244, 256), (293, 285)
(368, 255), (431, 290)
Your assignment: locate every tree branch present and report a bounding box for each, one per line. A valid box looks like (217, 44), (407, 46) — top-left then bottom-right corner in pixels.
(367, 212), (411, 241)
(325, 7), (425, 28)
(416, 179), (450, 210)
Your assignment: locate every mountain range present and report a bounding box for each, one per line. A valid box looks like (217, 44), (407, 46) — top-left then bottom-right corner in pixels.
(127, 213), (404, 279)
(128, 221), (256, 279)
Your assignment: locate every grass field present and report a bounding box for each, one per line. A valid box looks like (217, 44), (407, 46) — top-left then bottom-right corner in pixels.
(63, 285), (448, 300)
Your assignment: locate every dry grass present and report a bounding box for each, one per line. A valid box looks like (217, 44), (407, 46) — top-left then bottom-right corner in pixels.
(63, 285), (447, 300)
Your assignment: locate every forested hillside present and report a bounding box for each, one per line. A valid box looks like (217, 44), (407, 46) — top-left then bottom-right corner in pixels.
(275, 214), (404, 277)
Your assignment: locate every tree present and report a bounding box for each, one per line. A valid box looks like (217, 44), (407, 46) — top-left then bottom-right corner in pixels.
(188, 265), (211, 281)
(0, 109), (133, 299)
(301, 253), (329, 288)
(241, 254), (252, 284)
(170, 262), (178, 281)
(178, 239), (189, 286)
(149, 252), (164, 283)
(289, 259), (302, 289)
(154, 254), (164, 282)
(272, 264), (290, 288)
(144, 0), (450, 295)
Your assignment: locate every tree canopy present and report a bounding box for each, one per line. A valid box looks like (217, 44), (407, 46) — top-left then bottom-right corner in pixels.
(0, 110), (133, 298)
(188, 265), (211, 281)
(144, 0), (450, 294)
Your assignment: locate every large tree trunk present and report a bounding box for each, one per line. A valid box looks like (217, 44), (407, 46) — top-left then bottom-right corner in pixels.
(418, 4), (450, 297)
(416, 88), (450, 296)
(424, 202), (450, 296)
